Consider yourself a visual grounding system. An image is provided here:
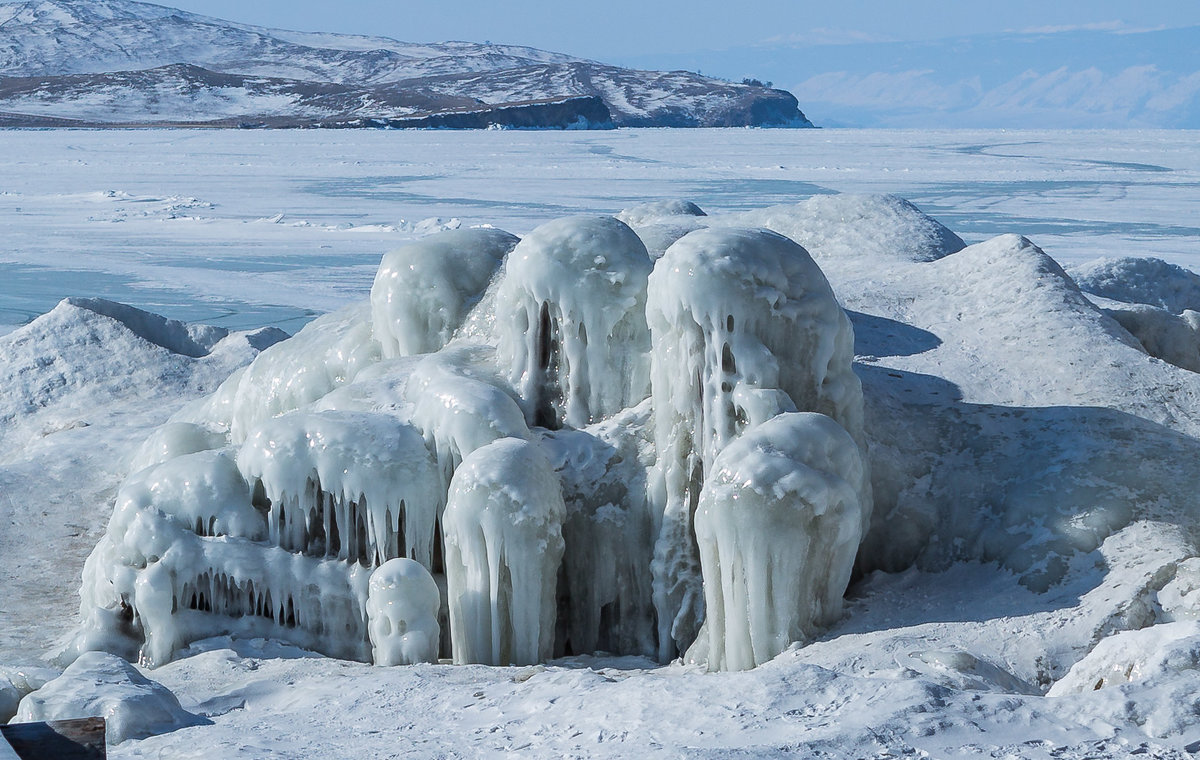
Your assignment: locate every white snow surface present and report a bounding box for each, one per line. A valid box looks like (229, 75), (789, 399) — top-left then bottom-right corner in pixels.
(3, 130), (1200, 758)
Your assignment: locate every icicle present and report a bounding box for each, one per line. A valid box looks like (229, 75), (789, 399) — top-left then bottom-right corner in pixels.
(645, 227), (869, 660)
(495, 215), (653, 428)
(443, 438), (565, 665)
(689, 413), (866, 671)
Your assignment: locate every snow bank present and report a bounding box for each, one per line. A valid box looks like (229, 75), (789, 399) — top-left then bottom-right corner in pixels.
(1049, 622), (1200, 696)
(719, 193), (964, 264)
(15, 652), (207, 744)
(1097, 299), (1200, 372)
(370, 227), (518, 358)
(1069, 256), (1200, 314)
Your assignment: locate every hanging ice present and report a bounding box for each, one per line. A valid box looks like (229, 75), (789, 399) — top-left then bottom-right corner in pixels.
(404, 346), (530, 492)
(689, 413), (866, 671)
(237, 410), (441, 569)
(370, 228), (518, 358)
(366, 558), (441, 666)
(645, 226), (867, 659)
(442, 438), (565, 665)
(495, 215), (652, 428)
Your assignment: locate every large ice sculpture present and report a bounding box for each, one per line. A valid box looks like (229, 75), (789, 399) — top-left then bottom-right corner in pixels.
(370, 228), (518, 358)
(495, 215), (652, 428)
(75, 205), (870, 672)
(442, 438), (565, 665)
(645, 226), (867, 659)
(690, 413), (866, 671)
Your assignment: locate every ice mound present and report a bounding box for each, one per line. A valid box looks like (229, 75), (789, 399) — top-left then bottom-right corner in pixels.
(719, 193), (965, 264)
(182, 303), (381, 443)
(496, 215), (652, 428)
(366, 558), (441, 666)
(0, 667), (56, 724)
(1065, 257), (1200, 373)
(615, 199), (706, 228)
(646, 226), (867, 658)
(1069, 256), (1200, 314)
(1094, 300), (1200, 373)
(75, 209), (868, 672)
(370, 227), (518, 358)
(690, 413), (866, 671)
(850, 234), (1200, 593)
(443, 438), (565, 665)
(0, 298), (280, 448)
(15, 651), (208, 744)
(1048, 622), (1200, 695)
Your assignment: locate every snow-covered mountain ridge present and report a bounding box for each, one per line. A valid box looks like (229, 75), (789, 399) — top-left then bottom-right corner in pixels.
(0, 0), (812, 128)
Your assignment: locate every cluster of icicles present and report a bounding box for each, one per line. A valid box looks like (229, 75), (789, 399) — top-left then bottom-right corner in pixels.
(73, 203), (871, 672)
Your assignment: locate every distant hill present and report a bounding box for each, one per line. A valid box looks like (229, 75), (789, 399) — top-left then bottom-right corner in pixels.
(627, 25), (1200, 128)
(0, 0), (813, 128)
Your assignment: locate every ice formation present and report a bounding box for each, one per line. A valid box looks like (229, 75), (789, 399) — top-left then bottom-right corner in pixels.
(689, 413), (866, 671)
(495, 215), (652, 428)
(15, 652), (207, 744)
(645, 226), (867, 658)
(366, 558), (441, 666)
(370, 228), (518, 358)
(75, 205), (869, 672)
(443, 438), (565, 665)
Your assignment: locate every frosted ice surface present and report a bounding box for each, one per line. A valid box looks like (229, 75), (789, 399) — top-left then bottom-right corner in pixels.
(370, 227), (518, 358)
(442, 438), (565, 665)
(366, 558), (441, 666)
(187, 303), (381, 443)
(690, 413), (866, 671)
(1069, 256), (1200, 314)
(645, 226), (866, 659)
(722, 193), (964, 264)
(496, 215), (652, 428)
(15, 652), (207, 744)
(405, 346), (530, 491)
(615, 199), (706, 228)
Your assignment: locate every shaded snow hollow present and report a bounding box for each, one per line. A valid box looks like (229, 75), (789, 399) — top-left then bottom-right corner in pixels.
(7, 193), (1200, 757)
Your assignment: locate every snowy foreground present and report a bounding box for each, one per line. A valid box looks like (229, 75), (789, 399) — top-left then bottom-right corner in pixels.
(3, 130), (1200, 758)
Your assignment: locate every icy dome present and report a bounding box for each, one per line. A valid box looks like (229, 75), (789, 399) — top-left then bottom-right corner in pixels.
(73, 212), (869, 671)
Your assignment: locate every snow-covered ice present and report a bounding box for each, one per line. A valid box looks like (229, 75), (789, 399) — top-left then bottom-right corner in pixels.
(3, 129), (1200, 758)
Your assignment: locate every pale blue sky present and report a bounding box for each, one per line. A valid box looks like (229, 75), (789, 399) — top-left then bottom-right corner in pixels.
(163, 0), (1200, 63)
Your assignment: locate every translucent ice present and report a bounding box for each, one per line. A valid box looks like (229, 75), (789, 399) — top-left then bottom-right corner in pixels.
(237, 410), (441, 568)
(366, 558), (441, 666)
(442, 438), (565, 665)
(370, 228), (518, 358)
(495, 215), (652, 428)
(645, 226), (867, 658)
(690, 413), (866, 671)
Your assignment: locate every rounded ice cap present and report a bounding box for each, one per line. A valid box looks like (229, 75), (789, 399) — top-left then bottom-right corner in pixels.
(367, 558), (441, 666)
(371, 227), (518, 358)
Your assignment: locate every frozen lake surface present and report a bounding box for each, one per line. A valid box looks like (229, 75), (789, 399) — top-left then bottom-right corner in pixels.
(2, 128), (1197, 334)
